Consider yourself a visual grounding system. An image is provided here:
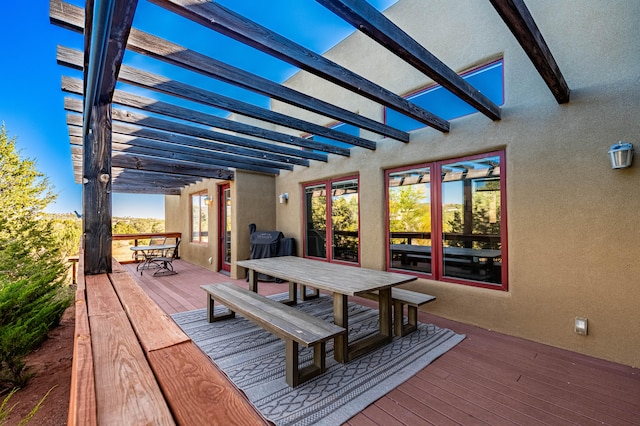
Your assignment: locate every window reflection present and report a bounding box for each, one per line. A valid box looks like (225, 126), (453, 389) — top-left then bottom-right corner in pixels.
(388, 167), (432, 274)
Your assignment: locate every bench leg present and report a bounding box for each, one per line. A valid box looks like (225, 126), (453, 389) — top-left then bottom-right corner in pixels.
(285, 340), (327, 388)
(206, 293), (235, 323)
(393, 301), (418, 337)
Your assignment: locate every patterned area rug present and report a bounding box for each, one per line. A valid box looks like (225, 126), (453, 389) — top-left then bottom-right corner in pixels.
(172, 293), (465, 426)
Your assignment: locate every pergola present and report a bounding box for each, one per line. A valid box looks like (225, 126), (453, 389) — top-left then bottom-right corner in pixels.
(50, 0), (569, 274)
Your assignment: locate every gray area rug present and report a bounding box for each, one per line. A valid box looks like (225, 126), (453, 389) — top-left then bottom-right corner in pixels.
(172, 293), (465, 426)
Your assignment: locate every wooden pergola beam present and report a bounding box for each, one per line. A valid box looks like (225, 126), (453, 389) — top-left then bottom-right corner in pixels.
(57, 46), (377, 150)
(62, 76), (341, 159)
(490, 0), (570, 103)
(150, 0), (449, 132)
(316, 0), (501, 120)
(67, 119), (289, 175)
(65, 99), (311, 168)
(51, 0), (409, 143)
(72, 145), (236, 180)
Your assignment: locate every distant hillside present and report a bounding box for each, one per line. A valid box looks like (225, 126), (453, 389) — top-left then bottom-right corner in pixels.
(46, 213), (165, 234)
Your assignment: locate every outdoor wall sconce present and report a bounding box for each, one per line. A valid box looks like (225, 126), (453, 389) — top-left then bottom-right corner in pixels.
(278, 193), (289, 204)
(203, 195), (213, 206)
(609, 141), (633, 169)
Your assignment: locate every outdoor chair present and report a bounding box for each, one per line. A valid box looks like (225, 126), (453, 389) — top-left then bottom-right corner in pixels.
(149, 239), (181, 276)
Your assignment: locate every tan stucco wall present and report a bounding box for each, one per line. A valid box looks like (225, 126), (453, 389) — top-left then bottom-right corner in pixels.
(269, 0), (640, 367)
(231, 172), (276, 278)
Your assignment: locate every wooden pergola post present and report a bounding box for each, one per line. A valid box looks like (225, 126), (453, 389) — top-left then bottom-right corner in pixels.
(82, 103), (113, 274)
(81, 0), (138, 274)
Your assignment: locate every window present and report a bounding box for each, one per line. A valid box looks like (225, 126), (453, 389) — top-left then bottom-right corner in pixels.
(385, 59), (504, 132)
(191, 191), (209, 244)
(304, 176), (359, 264)
(387, 151), (507, 290)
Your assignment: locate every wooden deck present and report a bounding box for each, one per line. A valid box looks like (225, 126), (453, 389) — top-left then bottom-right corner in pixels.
(125, 260), (640, 426)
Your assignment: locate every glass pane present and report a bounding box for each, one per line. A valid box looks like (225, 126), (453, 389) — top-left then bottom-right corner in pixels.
(441, 155), (502, 284)
(200, 194), (209, 243)
(223, 188), (231, 263)
(331, 179), (358, 263)
(386, 60), (504, 132)
(388, 167), (432, 274)
(191, 195), (200, 242)
(305, 184), (326, 258)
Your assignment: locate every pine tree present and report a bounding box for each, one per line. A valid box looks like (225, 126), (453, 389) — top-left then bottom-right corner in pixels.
(0, 124), (72, 390)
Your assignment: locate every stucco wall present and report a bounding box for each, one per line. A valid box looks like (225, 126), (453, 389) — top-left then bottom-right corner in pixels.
(231, 172), (276, 278)
(271, 0), (640, 367)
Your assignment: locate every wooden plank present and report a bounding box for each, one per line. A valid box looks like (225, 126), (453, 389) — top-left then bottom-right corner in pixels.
(150, 0), (449, 132)
(490, 0), (570, 103)
(109, 268), (189, 352)
(85, 273), (123, 316)
(89, 311), (175, 425)
(317, 0), (501, 120)
(113, 232), (182, 241)
(68, 292), (97, 426)
(147, 341), (269, 425)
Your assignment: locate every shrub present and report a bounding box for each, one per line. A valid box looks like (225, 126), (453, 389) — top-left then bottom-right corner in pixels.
(0, 125), (72, 391)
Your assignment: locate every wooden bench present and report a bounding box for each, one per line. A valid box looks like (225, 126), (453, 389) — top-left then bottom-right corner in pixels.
(359, 288), (436, 337)
(201, 282), (346, 388)
(69, 256), (268, 425)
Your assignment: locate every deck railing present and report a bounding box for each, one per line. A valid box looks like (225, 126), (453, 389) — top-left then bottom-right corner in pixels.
(112, 232), (182, 264)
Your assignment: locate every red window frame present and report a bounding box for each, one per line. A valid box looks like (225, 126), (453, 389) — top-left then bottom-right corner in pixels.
(302, 175), (361, 265)
(385, 151), (508, 291)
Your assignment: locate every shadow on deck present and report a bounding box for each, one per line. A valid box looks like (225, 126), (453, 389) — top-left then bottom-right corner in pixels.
(74, 258), (639, 425)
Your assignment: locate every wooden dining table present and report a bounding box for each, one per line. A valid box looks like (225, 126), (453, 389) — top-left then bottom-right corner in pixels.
(236, 256), (417, 363)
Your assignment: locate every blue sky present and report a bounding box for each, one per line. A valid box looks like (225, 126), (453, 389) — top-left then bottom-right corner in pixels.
(0, 0), (396, 219)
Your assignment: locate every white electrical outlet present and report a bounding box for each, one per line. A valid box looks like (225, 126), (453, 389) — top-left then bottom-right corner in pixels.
(574, 317), (588, 335)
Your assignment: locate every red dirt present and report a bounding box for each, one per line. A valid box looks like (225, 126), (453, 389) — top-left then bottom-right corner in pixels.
(3, 306), (73, 426)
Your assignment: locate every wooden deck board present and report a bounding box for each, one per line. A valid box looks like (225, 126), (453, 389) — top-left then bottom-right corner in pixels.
(89, 311), (175, 425)
(123, 260), (640, 426)
(109, 269), (189, 352)
(147, 341), (267, 425)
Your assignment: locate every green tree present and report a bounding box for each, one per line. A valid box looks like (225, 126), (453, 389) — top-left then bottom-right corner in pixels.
(0, 124), (72, 390)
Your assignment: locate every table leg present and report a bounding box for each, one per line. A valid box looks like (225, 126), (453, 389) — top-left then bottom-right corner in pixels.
(333, 288), (393, 363)
(378, 287), (393, 339)
(283, 282), (297, 305)
(333, 294), (348, 363)
(248, 269), (258, 293)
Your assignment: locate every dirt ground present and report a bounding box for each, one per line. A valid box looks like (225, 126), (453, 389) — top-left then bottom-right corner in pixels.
(3, 306), (73, 426)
